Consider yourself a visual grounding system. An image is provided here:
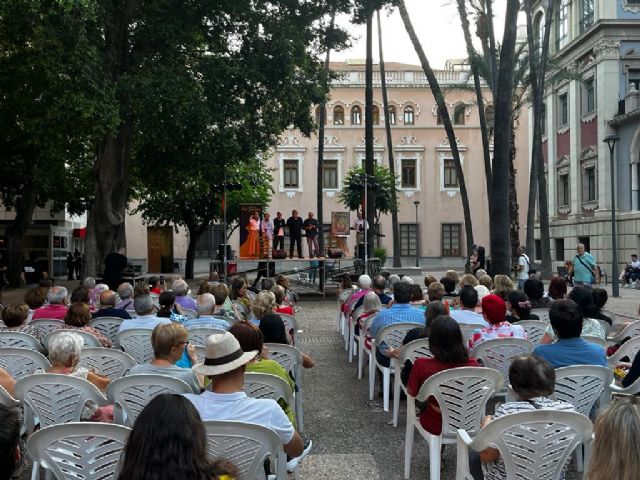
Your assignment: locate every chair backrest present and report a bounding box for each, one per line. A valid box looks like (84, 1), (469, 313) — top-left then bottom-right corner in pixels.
(278, 313), (297, 333)
(516, 320), (548, 345)
(203, 420), (287, 480)
(553, 365), (613, 416)
(612, 320), (640, 341)
(583, 335), (608, 349)
(398, 338), (433, 365)
(0, 385), (19, 408)
(89, 317), (124, 341)
(246, 289), (257, 301)
(264, 343), (303, 381)
(458, 323), (479, 345)
(608, 336), (640, 366)
(352, 306), (364, 321)
(471, 338), (535, 384)
(418, 366), (503, 439)
(182, 308), (198, 319)
(30, 319), (64, 336)
(375, 322), (423, 352)
(79, 348), (137, 380)
(0, 347), (51, 379)
(0, 331), (44, 352)
(244, 372), (294, 406)
(26, 422), (131, 480)
(106, 374), (192, 426)
(530, 308), (550, 322)
(232, 301), (248, 316)
(115, 328), (154, 364)
(14, 374), (107, 428)
(187, 327), (227, 347)
(44, 329), (102, 350)
(468, 410), (593, 480)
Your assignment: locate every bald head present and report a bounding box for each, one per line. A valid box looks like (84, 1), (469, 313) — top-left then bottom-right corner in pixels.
(100, 290), (117, 308)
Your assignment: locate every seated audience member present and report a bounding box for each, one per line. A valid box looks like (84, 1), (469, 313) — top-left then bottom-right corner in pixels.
(478, 275), (493, 290)
(171, 279), (196, 311)
(337, 273), (353, 300)
(91, 283), (110, 309)
(230, 277), (251, 310)
(156, 291), (188, 324)
(0, 404), (20, 480)
(118, 394), (215, 480)
(59, 302), (112, 348)
(23, 286), (47, 320)
(127, 323), (201, 393)
(32, 286), (69, 320)
(427, 282), (445, 303)
(410, 284), (427, 306)
(474, 269), (487, 279)
(272, 285), (294, 316)
(250, 291), (277, 326)
(468, 294), (527, 351)
(591, 288), (613, 325)
(444, 270), (460, 290)
(407, 315), (480, 434)
(439, 277), (457, 298)
(387, 273), (401, 296)
(196, 280), (212, 296)
(260, 313), (315, 369)
(134, 283), (150, 297)
(70, 286), (91, 306)
(539, 286), (605, 343)
(115, 282), (134, 310)
(459, 273), (479, 289)
(450, 286), (488, 327)
(149, 276), (162, 295)
(547, 276), (567, 300)
(210, 459), (241, 480)
(81, 277), (96, 306)
(473, 285), (490, 310)
(92, 290), (131, 320)
(1, 303), (43, 341)
(230, 321), (296, 425)
(523, 278), (551, 309)
(585, 397), (640, 480)
(184, 293), (230, 331)
(276, 274), (298, 305)
(354, 275), (392, 310)
(38, 278), (54, 289)
(369, 282), (425, 369)
(491, 275), (514, 302)
(38, 331), (111, 393)
(345, 274), (372, 312)
(533, 300), (607, 368)
(261, 278), (275, 292)
(505, 290), (539, 323)
(118, 295), (171, 333)
(182, 332), (309, 465)
(210, 283), (236, 321)
(354, 291), (382, 336)
(422, 275), (437, 289)
(476, 355), (575, 480)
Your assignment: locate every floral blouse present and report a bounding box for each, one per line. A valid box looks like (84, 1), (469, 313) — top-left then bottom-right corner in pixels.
(468, 322), (527, 351)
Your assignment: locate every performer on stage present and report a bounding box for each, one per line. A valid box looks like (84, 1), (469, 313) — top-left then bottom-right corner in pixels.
(286, 210), (304, 259)
(303, 211), (320, 258)
(353, 211), (368, 252)
(260, 212), (273, 257)
(248, 211), (260, 258)
(273, 212), (286, 251)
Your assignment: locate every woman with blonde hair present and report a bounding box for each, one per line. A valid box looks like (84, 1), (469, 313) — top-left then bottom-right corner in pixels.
(459, 273), (479, 288)
(492, 274), (514, 301)
(586, 397), (640, 480)
(478, 274), (493, 290)
(250, 290), (276, 325)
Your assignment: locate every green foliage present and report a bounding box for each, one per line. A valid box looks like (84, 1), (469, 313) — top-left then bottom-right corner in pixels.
(338, 165), (398, 222)
(373, 246), (388, 266)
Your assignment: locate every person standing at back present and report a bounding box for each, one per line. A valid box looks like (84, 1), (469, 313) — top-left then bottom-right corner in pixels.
(103, 247), (128, 291)
(261, 212), (274, 257)
(515, 245), (530, 290)
(303, 212), (319, 258)
(569, 243), (597, 286)
(273, 212), (286, 252)
(286, 210), (303, 259)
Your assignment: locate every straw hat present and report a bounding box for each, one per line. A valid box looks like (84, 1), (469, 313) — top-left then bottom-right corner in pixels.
(192, 332), (258, 376)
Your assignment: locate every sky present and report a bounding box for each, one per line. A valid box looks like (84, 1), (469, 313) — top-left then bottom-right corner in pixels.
(333, 0), (507, 70)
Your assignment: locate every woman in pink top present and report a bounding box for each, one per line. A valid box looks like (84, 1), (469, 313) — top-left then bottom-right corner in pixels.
(248, 211), (260, 258)
(468, 294), (527, 351)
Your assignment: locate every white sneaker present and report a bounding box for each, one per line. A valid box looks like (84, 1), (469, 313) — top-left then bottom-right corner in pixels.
(287, 439), (313, 471)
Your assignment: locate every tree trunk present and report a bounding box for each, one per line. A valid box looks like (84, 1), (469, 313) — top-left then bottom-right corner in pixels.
(398, 0), (475, 257)
(185, 225), (205, 279)
(377, 9), (401, 268)
(488, 0), (520, 275)
(5, 180), (37, 287)
(509, 114), (521, 262)
(365, 12), (375, 261)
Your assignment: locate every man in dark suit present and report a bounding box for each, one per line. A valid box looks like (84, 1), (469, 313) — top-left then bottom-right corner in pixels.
(286, 210), (303, 258)
(273, 211), (286, 251)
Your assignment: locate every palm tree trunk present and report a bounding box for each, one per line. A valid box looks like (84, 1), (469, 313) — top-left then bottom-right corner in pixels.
(377, 9), (401, 267)
(365, 11), (375, 262)
(398, 0), (475, 258)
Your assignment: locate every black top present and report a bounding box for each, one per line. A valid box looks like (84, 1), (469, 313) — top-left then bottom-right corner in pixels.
(23, 259), (45, 285)
(286, 216), (303, 237)
(303, 218), (319, 238)
(103, 252), (128, 289)
(92, 307), (132, 320)
(274, 218), (286, 236)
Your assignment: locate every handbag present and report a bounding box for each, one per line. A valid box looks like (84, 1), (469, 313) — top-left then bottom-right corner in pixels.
(575, 255), (596, 283)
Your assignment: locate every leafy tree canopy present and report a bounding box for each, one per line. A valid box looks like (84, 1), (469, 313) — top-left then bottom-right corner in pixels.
(338, 165), (398, 223)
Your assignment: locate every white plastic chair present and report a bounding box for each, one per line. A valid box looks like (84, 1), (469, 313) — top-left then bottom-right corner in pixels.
(244, 372), (294, 407)
(232, 301), (248, 318)
(369, 322), (422, 411)
(0, 384), (19, 408)
(0, 346), (50, 380)
(278, 312), (297, 334)
(187, 326), (227, 346)
(182, 308), (198, 319)
(0, 331), (44, 352)
(516, 320), (548, 345)
(458, 324), (479, 345)
(471, 338), (534, 391)
(404, 367), (503, 480)
(583, 335), (608, 349)
(607, 336), (640, 368)
(392, 338), (432, 427)
(26, 422), (130, 480)
(456, 410), (593, 480)
(107, 374), (192, 426)
(89, 316), (124, 341)
(115, 328), (154, 364)
(530, 308), (550, 322)
(608, 320), (640, 342)
(265, 342), (305, 433)
(203, 420), (288, 480)
(347, 307), (365, 362)
(43, 329), (101, 350)
(593, 318), (612, 338)
(30, 319), (64, 336)
(79, 348), (137, 380)
(357, 313), (378, 380)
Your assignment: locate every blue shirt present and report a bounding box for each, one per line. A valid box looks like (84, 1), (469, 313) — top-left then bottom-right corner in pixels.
(183, 316), (231, 331)
(533, 337), (607, 368)
(369, 303), (425, 353)
(118, 315), (171, 333)
(572, 252), (596, 283)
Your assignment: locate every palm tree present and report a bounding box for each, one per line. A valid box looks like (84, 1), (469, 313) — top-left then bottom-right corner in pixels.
(364, 9), (375, 262)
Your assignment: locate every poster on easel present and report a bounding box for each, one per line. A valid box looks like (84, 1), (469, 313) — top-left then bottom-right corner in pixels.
(331, 212), (350, 236)
(239, 203), (263, 259)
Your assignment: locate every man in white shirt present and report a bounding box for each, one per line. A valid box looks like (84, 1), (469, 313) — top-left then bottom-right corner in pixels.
(183, 332), (310, 469)
(622, 254), (640, 287)
(450, 286), (489, 327)
(515, 245), (530, 290)
(182, 293), (230, 331)
(118, 295), (171, 333)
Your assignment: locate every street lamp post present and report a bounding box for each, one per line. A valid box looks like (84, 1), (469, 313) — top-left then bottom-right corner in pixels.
(604, 134), (620, 297)
(413, 200), (420, 268)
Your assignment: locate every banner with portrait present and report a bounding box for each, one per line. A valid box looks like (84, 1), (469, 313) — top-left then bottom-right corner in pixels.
(331, 212), (350, 237)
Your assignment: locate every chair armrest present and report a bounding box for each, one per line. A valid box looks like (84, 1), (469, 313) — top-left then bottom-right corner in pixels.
(456, 429), (474, 480)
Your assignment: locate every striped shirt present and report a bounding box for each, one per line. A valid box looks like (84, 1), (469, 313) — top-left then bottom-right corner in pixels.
(368, 303), (425, 353)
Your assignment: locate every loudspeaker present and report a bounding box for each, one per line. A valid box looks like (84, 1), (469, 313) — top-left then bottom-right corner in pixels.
(272, 249), (287, 260)
(217, 244), (232, 261)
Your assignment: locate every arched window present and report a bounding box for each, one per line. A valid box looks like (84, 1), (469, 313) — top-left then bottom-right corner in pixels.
(403, 105), (414, 125)
(333, 105), (344, 125)
(372, 106), (380, 125)
(454, 104), (466, 125)
(315, 106), (325, 126)
(387, 105), (396, 125)
(351, 105), (362, 125)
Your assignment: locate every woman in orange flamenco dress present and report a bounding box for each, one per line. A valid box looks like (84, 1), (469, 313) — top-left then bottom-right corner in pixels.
(248, 211), (260, 258)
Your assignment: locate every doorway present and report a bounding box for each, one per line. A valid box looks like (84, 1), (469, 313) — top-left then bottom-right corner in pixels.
(147, 226), (173, 273)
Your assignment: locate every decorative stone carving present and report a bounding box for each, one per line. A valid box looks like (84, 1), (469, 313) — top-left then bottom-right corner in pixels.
(622, 1), (640, 14)
(279, 132), (301, 147)
(580, 146), (597, 160)
(402, 190), (415, 198)
(286, 191), (296, 198)
(325, 191), (336, 198)
(324, 134), (343, 147)
(401, 134), (417, 146)
(594, 40), (620, 62)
